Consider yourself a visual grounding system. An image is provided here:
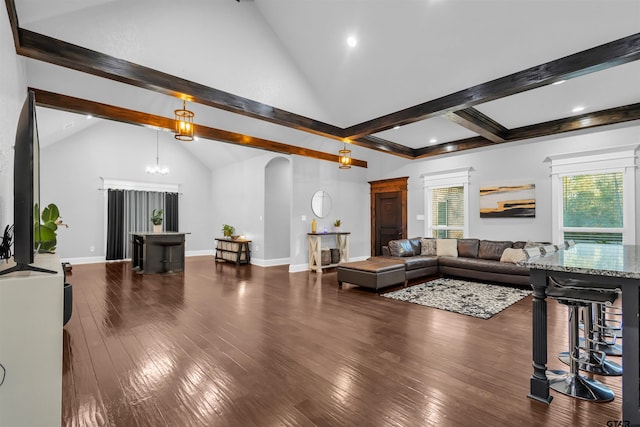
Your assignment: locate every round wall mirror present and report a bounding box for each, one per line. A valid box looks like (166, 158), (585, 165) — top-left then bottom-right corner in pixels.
(311, 190), (332, 218)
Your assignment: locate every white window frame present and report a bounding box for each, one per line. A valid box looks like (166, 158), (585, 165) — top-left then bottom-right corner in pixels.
(546, 145), (638, 245)
(421, 167), (471, 238)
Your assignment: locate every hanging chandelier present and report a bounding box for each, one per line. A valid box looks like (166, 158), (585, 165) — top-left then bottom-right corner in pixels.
(174, 100), (194, 141)
(145, 131), (170, 175)
(338, 142), (352, 169)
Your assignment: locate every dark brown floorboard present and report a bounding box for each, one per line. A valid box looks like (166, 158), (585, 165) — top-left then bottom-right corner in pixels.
(62, 257), (622, 426)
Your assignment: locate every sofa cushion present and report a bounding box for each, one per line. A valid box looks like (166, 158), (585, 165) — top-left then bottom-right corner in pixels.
(388, 238), (422, 257)
(478, 240), (513, 260)
(388, 239), (414, 257)
(457, 239), (479, 258)
(421, 238), (437, 256)
(438, 256), (529, 276)
(500, 248), (527, 264)
(436, 239), (458, 257)
(408, 237), (422, 255)
(403, 256), (439, 271)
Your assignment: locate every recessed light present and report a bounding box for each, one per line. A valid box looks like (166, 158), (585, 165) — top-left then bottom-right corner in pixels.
(346, 36), (358, 47)
(393, 125), (400, 130)
(572, 106), (585, 113)
(86, 115), (93, 120)
(552, 80), (566, 85)
(429, 138), (438, 144)
(194, 136), (199, 142)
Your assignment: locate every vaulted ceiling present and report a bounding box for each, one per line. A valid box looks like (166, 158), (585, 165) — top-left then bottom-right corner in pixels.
(6, 0), (640, 169)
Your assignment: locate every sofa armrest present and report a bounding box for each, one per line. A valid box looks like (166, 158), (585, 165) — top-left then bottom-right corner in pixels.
(382, 246), (390, 256)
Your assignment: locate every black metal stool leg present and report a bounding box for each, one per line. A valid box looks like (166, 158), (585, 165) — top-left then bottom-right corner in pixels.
(559, 304), (622, 376)
(548, 304), (615, 402)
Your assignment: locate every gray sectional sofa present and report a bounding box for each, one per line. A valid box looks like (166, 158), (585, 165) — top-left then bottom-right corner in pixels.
(379, 237), (534, 287)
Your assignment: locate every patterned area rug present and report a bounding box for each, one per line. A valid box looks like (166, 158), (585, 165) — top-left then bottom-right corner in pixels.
(381, 278), (531, 319)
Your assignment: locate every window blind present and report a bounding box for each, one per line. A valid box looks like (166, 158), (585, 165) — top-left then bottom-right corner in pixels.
(431, 186), (464, 238)
(562, 172), (623, 228)
(562, 172), (623, 244)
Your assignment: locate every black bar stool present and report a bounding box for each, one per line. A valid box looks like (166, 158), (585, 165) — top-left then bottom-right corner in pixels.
(546, 278), (618, 402)
(559, 299), (622, 376)
(157, 241), (182, 273)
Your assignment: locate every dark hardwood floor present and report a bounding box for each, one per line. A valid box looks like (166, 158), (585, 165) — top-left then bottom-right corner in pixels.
(62, 257), (622, 426)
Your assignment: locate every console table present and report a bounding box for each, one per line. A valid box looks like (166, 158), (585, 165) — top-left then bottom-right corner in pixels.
(215, 238), (251, 264)
(131, 232), (188, 274)
(521, 244), (640, 424)
(307, 232), (350, 273)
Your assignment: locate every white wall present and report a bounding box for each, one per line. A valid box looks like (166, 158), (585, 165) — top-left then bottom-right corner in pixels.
(40, 121), (213, 261)
(367, 124), (640, 244)
(0, 6), (28, 227)
(289, 156), (370, 271)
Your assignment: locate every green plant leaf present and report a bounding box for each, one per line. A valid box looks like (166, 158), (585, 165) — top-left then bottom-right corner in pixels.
(38, 226), (56, 242)
(41, 203), (60, 223)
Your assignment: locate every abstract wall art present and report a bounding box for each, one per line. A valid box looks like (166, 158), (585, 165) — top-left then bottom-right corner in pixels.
(479, 184), (535, 218)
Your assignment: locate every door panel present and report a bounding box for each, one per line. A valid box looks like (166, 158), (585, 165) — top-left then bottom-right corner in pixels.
(376, 192), (402, 254)
(370, 177), (408, 257)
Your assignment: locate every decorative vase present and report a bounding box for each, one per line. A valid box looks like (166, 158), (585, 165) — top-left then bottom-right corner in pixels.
(333, 226), (340, 233)
(311, 219), (317, 233)
(153, 224), (162, 233)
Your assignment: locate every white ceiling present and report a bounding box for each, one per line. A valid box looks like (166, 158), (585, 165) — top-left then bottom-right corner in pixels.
(12, 0), (640, 167)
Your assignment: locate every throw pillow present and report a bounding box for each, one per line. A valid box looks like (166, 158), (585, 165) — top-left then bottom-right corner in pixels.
(500, 248), (527, 264)
(457, 238), (479, 258)
(388, 239), (415, 257)
(436, 238), (458, 257)
(478, 240), (513, 260)
(421, 238), (437, 256)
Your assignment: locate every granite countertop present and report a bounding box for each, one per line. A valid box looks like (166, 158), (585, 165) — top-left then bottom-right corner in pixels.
(519, 243), (640, 279)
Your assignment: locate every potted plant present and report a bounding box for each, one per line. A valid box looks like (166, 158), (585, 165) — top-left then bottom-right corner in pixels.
(34, 203), (68, 253)
(333, 219), (342, 232)
(222, 224), (235, 238)
(151, 208), (163, 232)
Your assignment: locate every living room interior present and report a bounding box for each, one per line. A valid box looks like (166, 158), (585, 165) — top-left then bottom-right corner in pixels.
(1, 1), (639, 426)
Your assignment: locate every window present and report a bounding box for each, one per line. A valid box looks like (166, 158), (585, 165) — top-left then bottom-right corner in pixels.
(431, 186), (464, 238)
(422, 167), (471, 239)
(562, 172), (623, 244)
(548, 145), (637, 245)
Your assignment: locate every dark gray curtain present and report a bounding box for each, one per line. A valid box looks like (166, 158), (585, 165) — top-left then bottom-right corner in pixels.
(122, 190), (165, 258)
(106, 189), (124, 260)
(165, 192), (179, 232)
(106, 189), (167, 260)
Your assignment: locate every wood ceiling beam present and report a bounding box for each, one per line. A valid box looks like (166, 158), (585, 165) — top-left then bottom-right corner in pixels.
(344, 32), (640, 139)
(31, 88), (367, 168)
(15, 28), (407, 157)
(414, 103), (640, 159)
(17, 29), (343, 137)
(4, 0), (20, 51)
(506, 102), (640, 141)
(444, 108), (508, 143)
(353, 135), (416, 159)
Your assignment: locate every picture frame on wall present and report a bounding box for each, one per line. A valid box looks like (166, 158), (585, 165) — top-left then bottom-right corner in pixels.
(479, 184), (535, 218)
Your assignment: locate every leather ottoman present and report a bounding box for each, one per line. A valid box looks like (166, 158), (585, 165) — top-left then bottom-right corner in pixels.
(337, 258), (406, 291)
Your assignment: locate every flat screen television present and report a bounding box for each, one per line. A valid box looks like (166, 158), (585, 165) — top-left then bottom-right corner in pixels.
(0, 90), (54, 276)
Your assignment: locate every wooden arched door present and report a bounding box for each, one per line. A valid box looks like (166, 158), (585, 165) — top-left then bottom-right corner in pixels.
(369, 177), (408, 256)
